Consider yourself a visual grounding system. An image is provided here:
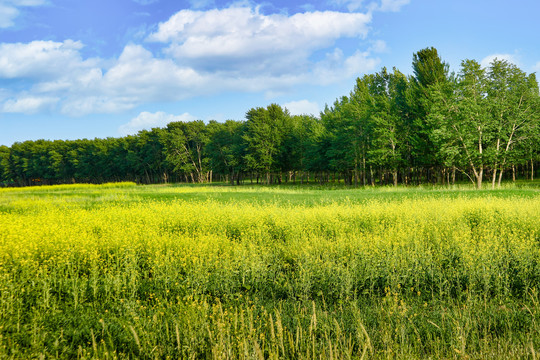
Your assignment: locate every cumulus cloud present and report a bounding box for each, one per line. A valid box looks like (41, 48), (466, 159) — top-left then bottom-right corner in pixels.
(2, 95), (58, 114)
(284, 100), (320, 116)
(102, 44), (206, 101)
(147, 6), (371, 74)
(119, 111), (197, 135)
(480, 53), (519, 69)
(0, 40), (99, 80)
(534, 61), (540, 72)
(0, 0), (47, 28)
(0, 4), (382, 116)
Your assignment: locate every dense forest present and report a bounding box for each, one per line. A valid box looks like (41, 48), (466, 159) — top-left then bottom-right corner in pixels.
(1, 48), (539, 189)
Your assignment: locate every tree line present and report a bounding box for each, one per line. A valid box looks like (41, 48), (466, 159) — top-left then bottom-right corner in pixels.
(1, 48), (539, 188)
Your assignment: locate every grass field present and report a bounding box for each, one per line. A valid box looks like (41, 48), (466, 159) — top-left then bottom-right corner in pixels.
(1, 182), (540, 359)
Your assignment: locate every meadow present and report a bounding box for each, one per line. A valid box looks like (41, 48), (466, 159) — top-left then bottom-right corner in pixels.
(1, 182), (540, 359)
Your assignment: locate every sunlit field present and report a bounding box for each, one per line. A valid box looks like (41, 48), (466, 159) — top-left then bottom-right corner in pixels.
(1, 182), (540, 359)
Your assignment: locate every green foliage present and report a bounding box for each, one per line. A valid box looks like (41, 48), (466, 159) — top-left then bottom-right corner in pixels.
(1, 47), (539, 188)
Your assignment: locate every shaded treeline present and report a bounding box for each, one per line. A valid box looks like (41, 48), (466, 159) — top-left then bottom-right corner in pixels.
(1, 48), (539, 188)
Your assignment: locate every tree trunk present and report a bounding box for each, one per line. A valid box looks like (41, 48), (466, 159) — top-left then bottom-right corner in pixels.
(491, 167), (497, 189)
(477, 167), (483, 189)
(497, 167), (504, 187)
(362, 157), (367, 186)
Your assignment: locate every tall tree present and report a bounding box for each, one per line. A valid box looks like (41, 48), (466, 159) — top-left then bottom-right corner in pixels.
(410, 47), (450, 181)
(243, 104), (289, 184)
(485, 59), (540, 187)
(206, 120), (245, 184)
(368, 67), (410, 186)
(164, 120), (210, 183)
(430, 59), (489, 188)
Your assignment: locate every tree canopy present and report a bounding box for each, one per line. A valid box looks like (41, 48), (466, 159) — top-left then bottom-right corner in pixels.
(2, 48), (539, 188)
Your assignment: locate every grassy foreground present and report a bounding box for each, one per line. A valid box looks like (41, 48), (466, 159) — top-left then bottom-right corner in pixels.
(1, 183), (540, 359)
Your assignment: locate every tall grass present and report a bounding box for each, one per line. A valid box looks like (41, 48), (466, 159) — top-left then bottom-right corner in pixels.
(0, 183), (539, 358)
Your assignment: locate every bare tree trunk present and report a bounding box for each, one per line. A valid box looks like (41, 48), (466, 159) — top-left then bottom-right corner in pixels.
(354, 163), (359, 188)
(362, 157), (367, 186)
(477, 167), (483, 189)
(497, 166), (505, 187)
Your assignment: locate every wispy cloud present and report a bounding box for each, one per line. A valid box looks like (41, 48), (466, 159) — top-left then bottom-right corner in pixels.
(284, 100), (320, 116)
(378, 0), (410, 12)
(2, 95), (58, 114)
(329, 0), (409, 12)
(369, 39), (388, 53)
(119, 111), (197, 135)
(0, 0), (47, 28)
(480, 53), (519, 69)
(189, 0), (215, 9)
(132, 0), (159, 5)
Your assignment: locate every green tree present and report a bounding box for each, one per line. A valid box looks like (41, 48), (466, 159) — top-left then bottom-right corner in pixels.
(368, 68), (410, 186)
(410, 47), (450, 181)
(0, 145), (10, 184)
(164, 120), (210, 183)
(243, 104), (289, 184)
(206, 120), (245, 184)
(430, 59), (489, 188)
(485, 59), (540, 187)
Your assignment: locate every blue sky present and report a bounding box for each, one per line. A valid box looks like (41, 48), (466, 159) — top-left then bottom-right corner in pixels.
(1, 0), (539, 146)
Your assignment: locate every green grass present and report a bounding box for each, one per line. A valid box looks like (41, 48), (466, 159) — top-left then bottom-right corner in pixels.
(0, 182), (540, 358)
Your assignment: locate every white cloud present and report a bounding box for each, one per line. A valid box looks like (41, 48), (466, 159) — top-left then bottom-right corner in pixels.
(119, 111), (197, 135)
(0, 5), (382, 117)
(330, 0), (409, 12)
(330, 0), (364, 11)
(378, 0), (410, 12)
(0, 40), (96, 80)
(147, 6), (371, 74)
(0, 0), (47, 28)
(0, 4), (19, 28)
(480, 53), (519, 69)
(189, 0), (215, 9)
(284, 100), (320, 116)
(2, 95), (58, 114)
(102, 44), (205, 101)
(369, 39), (388, 53)
(313, 48), (379, 84)
(534, 61), (540, 72)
